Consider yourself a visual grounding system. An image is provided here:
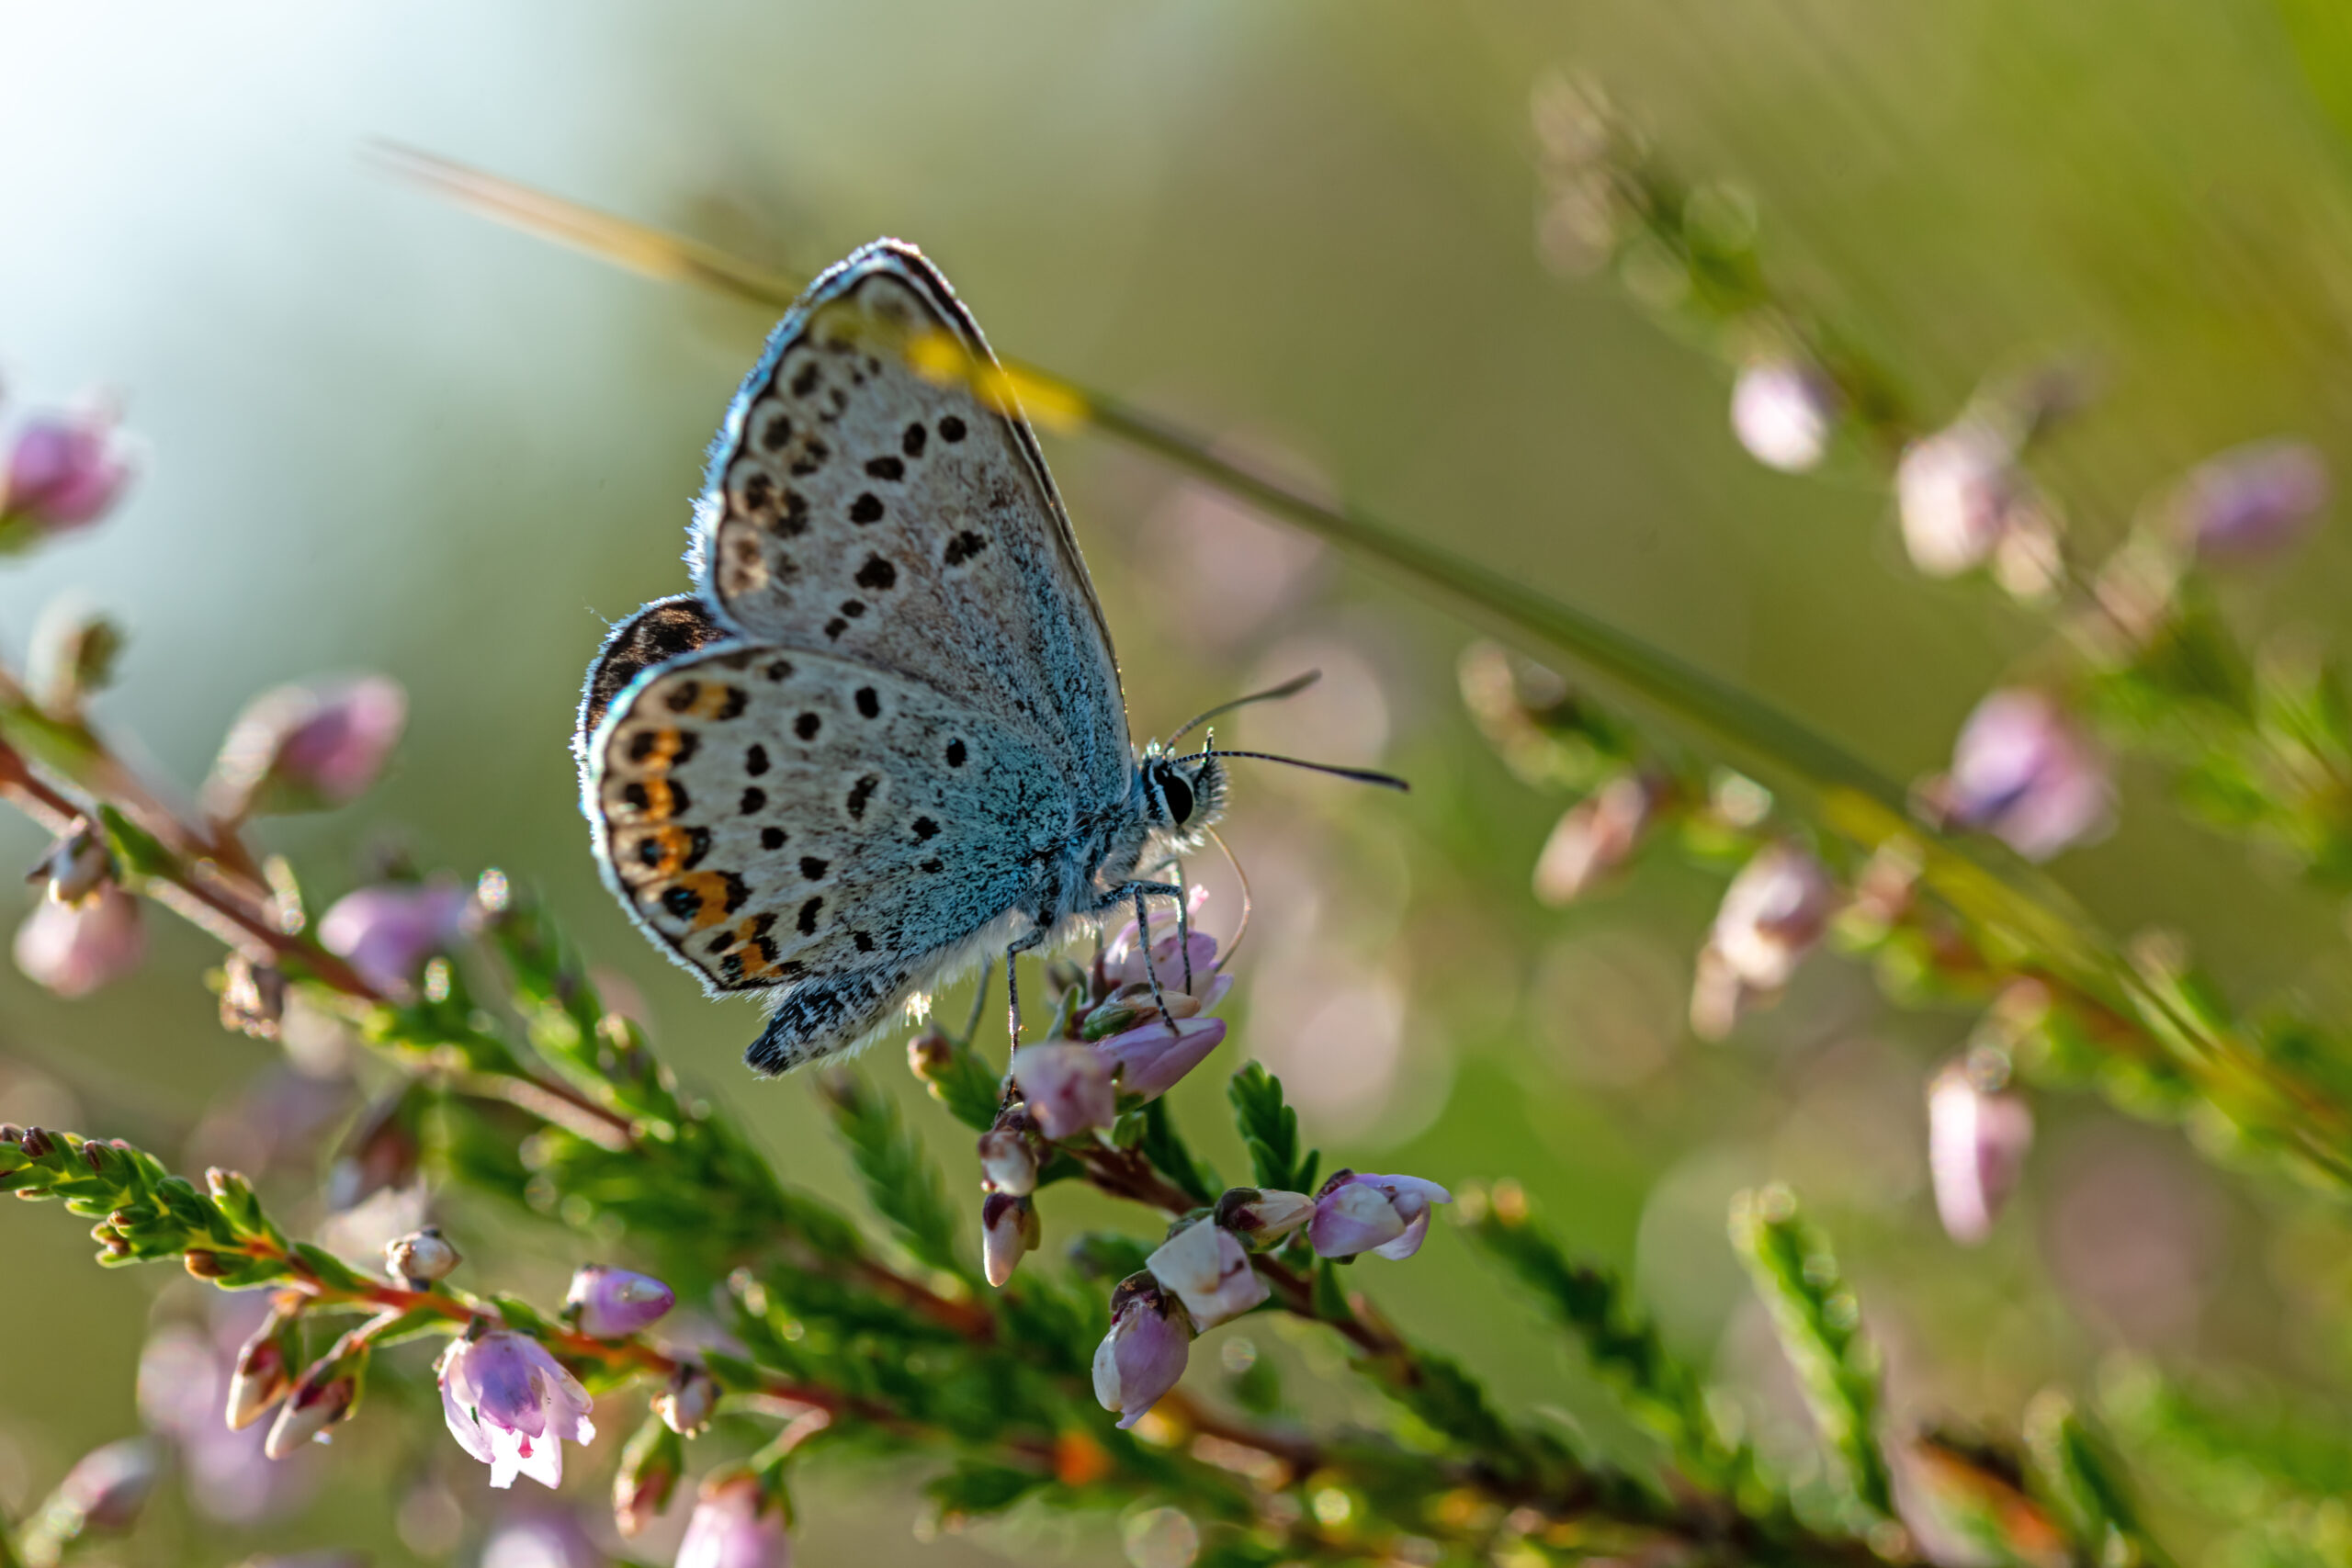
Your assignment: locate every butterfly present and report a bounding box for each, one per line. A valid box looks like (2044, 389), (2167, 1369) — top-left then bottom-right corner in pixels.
(575, 239), (1400, 1073)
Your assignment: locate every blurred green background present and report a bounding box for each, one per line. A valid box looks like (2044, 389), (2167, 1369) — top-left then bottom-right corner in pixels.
(7, 1), (2352, 1562)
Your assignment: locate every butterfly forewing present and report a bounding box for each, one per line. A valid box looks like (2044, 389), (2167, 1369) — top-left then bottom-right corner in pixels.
(696, 243), (1130, 806)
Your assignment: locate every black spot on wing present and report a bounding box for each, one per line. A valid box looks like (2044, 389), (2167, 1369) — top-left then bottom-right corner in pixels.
(795, 713), (821, 740)
(846, 774), (879, 820)
(854, 687), (880, 718)
(902, 423), (927, 457)
(761, 827), (786, 851)
(939, 414), (967, 442)
(854, 555), (897, 592)
(850, 492), (884, 525)
(746, 744), (771, 774)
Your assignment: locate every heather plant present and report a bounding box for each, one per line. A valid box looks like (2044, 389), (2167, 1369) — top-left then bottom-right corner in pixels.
(8, 70), (2352, 1568)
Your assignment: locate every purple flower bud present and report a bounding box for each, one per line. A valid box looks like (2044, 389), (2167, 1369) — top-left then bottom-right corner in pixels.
(204, 676), (408, 820)
(651, 1363), (718, 1436)
(1928, 1060), (2034, 1245)
(2172, 439), (2328, 561)
(2, 409), (133, 536)
(1934, 690), (2112, 863)
(15, 884), (145, 998)
(565, 1264), (674, 1338)
(676, 1472), (792, 1568)
(387, 1228), (463, 1288)
(1092, 1273), (1193, 1430)
(1010, 1043), (1116, 1140)
(1104, 921), (1230, 1010)
(1532, 774), (1657, 906)
(1146, 1220), (1267, 1329)
(981, 1191), (1040, 1289)
(1730, 359), (1838, 473)
(53, 1438), (160, 1533)
(265, 1359), (357, 1460)
(977, 1122), (1039, 1196)
(1098, 1016), (1227, 1100)
(226, 1307), (300, 1430)
(1306, 1170), (1453, 1261)
(1213, 1187), (1316, 1246)
(319, 878), (474, 996)
(1895, 420), (2050, 578)
(437, 1330), (597, 1490)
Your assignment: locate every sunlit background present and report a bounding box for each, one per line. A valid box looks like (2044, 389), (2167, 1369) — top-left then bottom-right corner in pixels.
(6, 2), (2352, 1562)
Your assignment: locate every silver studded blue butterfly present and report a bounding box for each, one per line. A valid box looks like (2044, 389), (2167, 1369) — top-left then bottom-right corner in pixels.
(575, 240), (1227, 1073)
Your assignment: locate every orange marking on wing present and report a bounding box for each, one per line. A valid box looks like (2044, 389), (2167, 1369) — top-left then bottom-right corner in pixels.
(669, 872), (740, 931)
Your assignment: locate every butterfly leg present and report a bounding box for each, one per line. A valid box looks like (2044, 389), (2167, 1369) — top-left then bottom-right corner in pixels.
(1003, 928), (1050, 1048)
(1096, 879), (1187, 1031)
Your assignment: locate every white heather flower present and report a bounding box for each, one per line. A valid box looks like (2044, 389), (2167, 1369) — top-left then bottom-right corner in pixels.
(1215, 1187), (1317, 1247)
(980, 1192), (1039, 1289)
(1928, 1060), (2035, 1245)
(1896, 419), (2043, 577)
(436, 1330), (597, 1490)
(1730, 359), (1838, 472)
(1146, 1220), (1267, 1329)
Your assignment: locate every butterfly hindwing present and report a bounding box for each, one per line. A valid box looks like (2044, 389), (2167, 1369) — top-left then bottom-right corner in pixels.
(587, 639), (1075, 1017)
(694, 240), (1131, 807)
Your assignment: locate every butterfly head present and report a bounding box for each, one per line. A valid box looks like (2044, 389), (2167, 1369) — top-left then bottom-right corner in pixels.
(1139, 742), (1227, 844)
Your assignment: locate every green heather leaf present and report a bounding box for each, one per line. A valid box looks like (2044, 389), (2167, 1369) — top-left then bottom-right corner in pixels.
(1136, 1099), (1217, 1207)
(924, 1462), (1044, 1520)
(1227, 1063), (1316, 1194)
(820, 1073), (966, 1276)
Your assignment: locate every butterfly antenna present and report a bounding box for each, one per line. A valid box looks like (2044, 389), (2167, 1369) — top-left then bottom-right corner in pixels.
(1165, 671), (1322, 744)
(1175, 749), (1410, 791)
(1204, 826), (1253, 968)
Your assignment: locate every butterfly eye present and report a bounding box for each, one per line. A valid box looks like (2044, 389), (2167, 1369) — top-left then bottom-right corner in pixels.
(1160, 773), (1194, 827)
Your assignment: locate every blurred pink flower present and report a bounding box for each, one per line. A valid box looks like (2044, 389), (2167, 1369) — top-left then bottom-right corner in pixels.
(1092, 1273), (1193, 1430)
(1895, 419), (2054, 580)
(1928, 1061), (2035, 1245)
(1010, 1043), (1115, 1140)
(437, 1330), (597, 1490)
(676, 1472), (791, 1568)
(564, 1265), (674, 1338)
(15, 884), (145, 998)
(1146, 1220), (1266, 1328)
(2172, 438), (2329, 561)
(1690, 842), (1837, 1038)
(1532, 774), (1657, 907)
(50, 1438), (158, 1533)
(1306, 1170), (1453, 1261)
(3, 408), (133, 535)
(1935, 690), (2112, 862)
(1731, 359), (1838, 473)
(320, 879), (474, 995)
(206, 676), (408, 818)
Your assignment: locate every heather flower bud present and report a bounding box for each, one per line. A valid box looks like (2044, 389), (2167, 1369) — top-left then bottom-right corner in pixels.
(1093, 1272), (1193, 1430)
(977, 1121), (1039, 1196)
(1010, 1043), (1116, 1139)
(1895, 418), (2054, 578)
(905, 1023), (955, 1084)
(1213, 1187), (1316, 1247)
(265, 1354), (360, 1459)
(45, 1437), (159, 1537)
(1532, 773), (1657, 906)
(1, 407), (134, 539)
(1928, 689), (2112, 863)
(1690, 842), (1837, 1039)
(677, 1471), (793, 1568)
(1307, 1171), (1453, 1261)
(385, 1227), (461, 1289)
(565, 1263), (676, 1337)
(981, 1191), (1040, 1289)
(227, 1306), (300, 1430)
(1730, 358), (1838, 473)
(1098, 1016), (1227, 1100)
(1146, 1219), (1267, 1329)
(219, 952), (288, 1041)
(204, 675), (408, 819)
(1928, 1056), (2035, 1246)
(319, 878), (474, 995)
(29, 819), (113, 908)
(2170, 438), (2328, 561)
(15, 883), (145, 998)
(437, 1329), (596, 1487)
(651, 1361), (718, 1436)
(613, 1416), (684, 1539)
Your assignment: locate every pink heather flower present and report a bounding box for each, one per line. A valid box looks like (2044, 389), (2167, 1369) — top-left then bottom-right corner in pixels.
(1730, 359), (1838, 473)
(1010, 1043), (1116, 1140)
(264, 1358), (358, 1459)
(677, 1472), (792, 1568)
(1937, 690), (2112, 862)
(1928, 1061), (2035, 1246)
(1214, 1187), (1316, 1247)
(977, 1122), (1039, 1196)
(565, 1265), (675, 1338)
(1708, 842), (1838, 993)
(437, 1330), (597, 1490)
(1895, 419), (2048, 578)
(651, 1363), (718, 1436)
(2, 409), (133, 534)
(1099, 1016), (1227, 1100)
(1307, 1171), (1453, 1261)
(1092, 1273), (1193, 1430)
(1532, 774), (1657, 907)
(15, 884), (145, 998)
(205, 676), (408, 818)
(2172, 439), (2329, 561)
(1104, 920), (1231, 1010)
(481, 1510), (605, 1568)
(320, 879), (475, 995)
(981, 1191), (1039, 1288)
(52, 1438), (160, 1533)
(1146, 1220), (1267, 1329)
